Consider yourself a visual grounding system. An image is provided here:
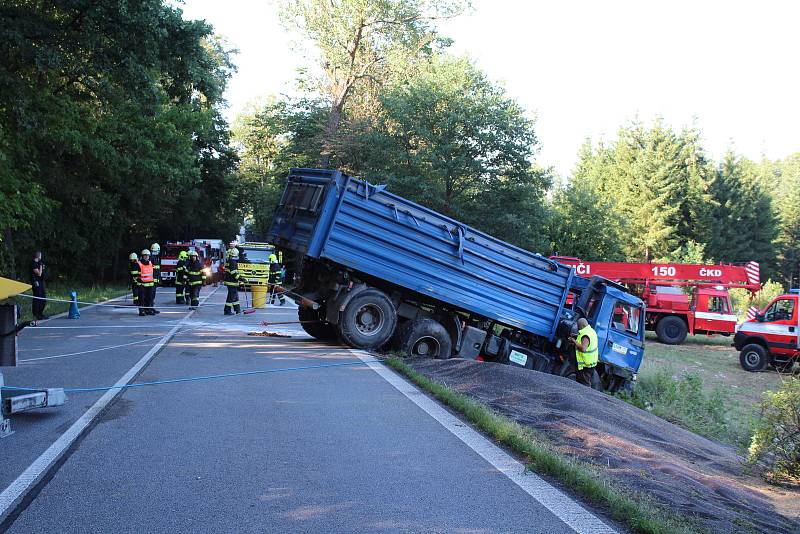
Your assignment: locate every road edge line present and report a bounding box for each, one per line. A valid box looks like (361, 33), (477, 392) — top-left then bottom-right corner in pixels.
(0, 286), (219, 524)
(349, 350), (618, 534)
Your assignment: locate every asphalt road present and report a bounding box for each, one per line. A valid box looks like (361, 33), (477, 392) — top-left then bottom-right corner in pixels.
(2, 287), (609, 533)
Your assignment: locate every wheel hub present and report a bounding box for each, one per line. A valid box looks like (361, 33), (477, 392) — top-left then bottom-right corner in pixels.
(355, 304), (384, 336)
(745, 351), (760, 366)
(412, 336), (440, 357)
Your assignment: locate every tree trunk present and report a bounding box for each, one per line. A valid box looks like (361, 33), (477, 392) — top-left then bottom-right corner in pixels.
(318, 100), (344, 169)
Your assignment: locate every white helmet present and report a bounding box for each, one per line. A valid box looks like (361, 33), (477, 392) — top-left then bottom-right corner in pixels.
(129, 252), (138, 261)
(141, 249), (150, 256)
(151, 243), (160, 254)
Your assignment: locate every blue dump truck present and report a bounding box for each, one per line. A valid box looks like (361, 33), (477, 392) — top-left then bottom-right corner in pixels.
(269, 169), (646, 391)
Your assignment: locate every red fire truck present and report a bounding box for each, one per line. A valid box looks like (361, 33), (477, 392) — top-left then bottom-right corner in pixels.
(552, 257), (760, 345)
(735, 289), (800, 372)
(159, 242), (210, 285)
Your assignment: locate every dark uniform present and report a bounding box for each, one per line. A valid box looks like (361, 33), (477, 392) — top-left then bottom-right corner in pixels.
(268, 252), (285, 305)
(223, 255), (243, 315)
(128, 256), (141, 307)
(186, 254), (206, 308)
(175, 252), (188, 304)
(31, 254), (47, 320)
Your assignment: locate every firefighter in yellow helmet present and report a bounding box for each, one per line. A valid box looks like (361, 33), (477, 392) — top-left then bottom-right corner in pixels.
(175, 250), (188, 304)
(185, 249), (206, 309)
(223, 248), (244, 314)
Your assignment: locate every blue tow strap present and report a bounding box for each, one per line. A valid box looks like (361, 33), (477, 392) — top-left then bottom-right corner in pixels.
(0, 359), (380, 393)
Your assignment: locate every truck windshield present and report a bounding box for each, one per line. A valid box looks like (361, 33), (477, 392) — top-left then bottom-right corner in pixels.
(611, 302), (641, 336)
(239, 249), (272, 264)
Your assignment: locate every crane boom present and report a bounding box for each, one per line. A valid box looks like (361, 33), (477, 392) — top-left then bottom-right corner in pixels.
(553, 257), (760, 294)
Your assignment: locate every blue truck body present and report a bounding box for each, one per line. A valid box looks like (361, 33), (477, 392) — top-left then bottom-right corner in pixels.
(269, 168), (645, 387)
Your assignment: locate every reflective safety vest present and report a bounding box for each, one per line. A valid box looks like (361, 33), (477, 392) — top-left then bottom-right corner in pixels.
(138, 261), (154, 284)
(575, 325), (598, 370)
(187, 260), (204, 286)
(224, 259), (242, 286)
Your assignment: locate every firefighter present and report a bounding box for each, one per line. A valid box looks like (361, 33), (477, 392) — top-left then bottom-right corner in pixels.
(150, 242), (161, 292)
(573, 318), (600, 389)
(175, 250), (188, 304)
(138, 249), (158, 316)
(128, 252), (141, 308)
(268, 251), (285, 306)
(223, 248), (243, 315)
(186, 249), (206, 309)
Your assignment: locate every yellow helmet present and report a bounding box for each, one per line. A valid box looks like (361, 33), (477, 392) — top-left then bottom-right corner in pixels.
(129, 253), (138, 261)
(178, 251), (188, 260)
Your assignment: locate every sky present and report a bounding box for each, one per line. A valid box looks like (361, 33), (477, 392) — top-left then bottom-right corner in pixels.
(177, 0), (800, 176)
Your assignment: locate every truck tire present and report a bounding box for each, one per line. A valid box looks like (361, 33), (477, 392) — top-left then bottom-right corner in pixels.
(338, 289), (397, 350)
(739, 343), (769, 372)
(298, 306), (338, 341)
(655, 316), (688, 345)
(398, 318), (453, 360)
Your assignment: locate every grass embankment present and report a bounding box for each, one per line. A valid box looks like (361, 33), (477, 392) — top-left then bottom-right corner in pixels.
(5, 283), (130, 324)
(629, 334), (791, 449)
(386, 357), (704, 534)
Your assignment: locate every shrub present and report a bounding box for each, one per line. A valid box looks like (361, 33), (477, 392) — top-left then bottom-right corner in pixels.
(747, 377), (800, 485)
(619, 369), (737, 444)
(730, 279), (785, 320)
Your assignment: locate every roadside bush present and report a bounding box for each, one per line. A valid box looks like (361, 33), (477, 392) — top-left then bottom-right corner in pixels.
(618, 369), (737, 444)
(730, 279), (785, 320)
(747, 377), (800, 485)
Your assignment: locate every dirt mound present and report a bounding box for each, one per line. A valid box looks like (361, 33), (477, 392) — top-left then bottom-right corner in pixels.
(406, 358), (800, 534)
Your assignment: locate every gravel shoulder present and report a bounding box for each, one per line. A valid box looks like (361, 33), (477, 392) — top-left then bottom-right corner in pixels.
(405, 358), (800, 534)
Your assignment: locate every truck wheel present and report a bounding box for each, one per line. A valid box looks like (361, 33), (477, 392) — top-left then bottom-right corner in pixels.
(655, 316), (688, 345)
(398, 318), (453, 359)
(739, 344), (769, 372)
(558, 360), (577, 381)
(298, 306), (338, 341)
(338, 289), (397, 350)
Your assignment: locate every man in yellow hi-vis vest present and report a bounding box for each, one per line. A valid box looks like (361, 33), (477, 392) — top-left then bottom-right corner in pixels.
(574, 318), (600, 389)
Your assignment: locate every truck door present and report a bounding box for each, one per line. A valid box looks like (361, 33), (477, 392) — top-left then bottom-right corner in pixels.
(758, 296), (799, 356)
(599, 299), (645, 373)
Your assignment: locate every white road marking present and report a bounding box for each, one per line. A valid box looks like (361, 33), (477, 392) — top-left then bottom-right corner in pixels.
(351, 350), (618, 534)
(0, 286), (220, 523)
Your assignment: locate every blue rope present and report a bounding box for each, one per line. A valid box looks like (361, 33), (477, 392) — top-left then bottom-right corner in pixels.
(0, 359), (380, 393)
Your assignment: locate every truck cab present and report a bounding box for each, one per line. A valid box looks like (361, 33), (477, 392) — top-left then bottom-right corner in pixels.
(237, 243), (279, 287)
(734, 290), (800, 372)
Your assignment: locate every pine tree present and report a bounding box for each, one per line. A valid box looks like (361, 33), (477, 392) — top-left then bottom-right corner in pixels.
(707, 152), (779, 278)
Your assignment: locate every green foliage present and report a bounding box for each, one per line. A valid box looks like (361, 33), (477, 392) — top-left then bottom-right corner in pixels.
(618, 369), (742, 445)
(548, 182), (625, 260)
(729, 279), (785, 319)
(0, 1), (237, 282)
(360, 55), (550, 250)
(706, 152), (779, 277)
(772, 154), (800, 288)
(747, 378), (800, 485)
(279, 0), (467, 167)
(572, 121), (717, 262)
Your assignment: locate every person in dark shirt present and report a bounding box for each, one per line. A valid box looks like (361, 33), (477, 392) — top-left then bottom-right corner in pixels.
(31, 251), (48, 320)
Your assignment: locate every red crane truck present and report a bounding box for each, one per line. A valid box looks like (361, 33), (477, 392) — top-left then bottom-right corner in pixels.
(735, 289), (800, 372)
(552, 257), (760, 345)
